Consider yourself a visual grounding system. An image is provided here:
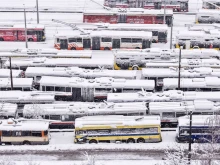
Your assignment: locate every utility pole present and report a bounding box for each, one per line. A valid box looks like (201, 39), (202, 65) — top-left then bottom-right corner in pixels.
(9, 57), (13, 90)
(24, 4), (28, 48)
(178, 47), (182, 90)
(170, 17), (173, 49)
(36, 0), (39, 24)
(188, 112), (193, 164)
(163, 0), (166, 24)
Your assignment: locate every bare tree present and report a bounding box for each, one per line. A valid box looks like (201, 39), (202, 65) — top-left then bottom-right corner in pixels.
(23, 103), (45, 119)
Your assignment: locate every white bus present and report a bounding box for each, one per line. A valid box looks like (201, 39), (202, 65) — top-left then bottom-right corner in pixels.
(22, 102), (147, 130)
(0, 119), (50, 145)
(75, 115), (162, 143)
(0, 91), (55, 104)
(0, 78), (33, 91)
(54, 30), (152, 50)
(81, 24), (168, 43)
(0, 103), (17, 119)
(4, 57), (114, 70)
(196, 9), (220, 24)
(0, 69), (23, 78)
(107, 90), (220, 102)
(25, 67), (137, 83)
(39, 76), (155, 101)
(203, 0), (220, 9)
(149, 100), (220, 128)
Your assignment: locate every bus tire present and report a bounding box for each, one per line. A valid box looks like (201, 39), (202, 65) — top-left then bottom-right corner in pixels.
(23, 141), (31, 145)
(104, 47), (110, 50)
(71, 47), (76, 50)
(127, 138), (135, 143)
(135, 47), (140, 49)
(0, 38), (4, 41)
(137, 138), (145, 143)
(132, 66), (139, 70)
(28, 38), (33, 42)
(89, 139), (98, 144)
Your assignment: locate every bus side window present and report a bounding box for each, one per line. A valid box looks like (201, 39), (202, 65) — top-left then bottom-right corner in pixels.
(57, 38), (60, 43)
(21, 131), (31, 136)
(42, 86), (45, 91)
(45, 115), (50, 119)
(66, 87), (71, 92)
(152, 31), (158, 36)
(69, 38), (77, 42)
(132, 38), (142, 43)
(44, 131), (48, 136)
(121, 38), (131, 43)
(46, 86), (55, 91)
(2, 131), (11, 136)
(50, 115), (61, 120)
(32, 131), (42, 137)
(77, 38), (82, 42)
(12, 131), (21, 136)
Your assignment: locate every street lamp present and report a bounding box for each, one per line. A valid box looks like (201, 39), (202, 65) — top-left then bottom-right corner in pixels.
(36, 0), (39, 24)
(188, 111), (193, 164)
(24, 4), (28, 48)
(178, 46), (182, 90)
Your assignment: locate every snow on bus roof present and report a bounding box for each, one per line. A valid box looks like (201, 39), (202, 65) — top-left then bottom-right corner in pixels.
(178, 115), (220, 127)
(13, 24), (45, 29)
(0, 103), (17, 116)
(84, 9), (173, 15)
(90, 30), (152, 38)
(177, 31), (206, 37)
(203, 0), (220, 2)
(163, 77), (220, 89)
(198, 9), (220, 14)
(0, 69), (22, 78)
(0, 78), (32, 88)
(75, 115), (161, 128)
(39, 76), (155, 90)
(106, 24), (169, 31)
(0, 119), (49, 131)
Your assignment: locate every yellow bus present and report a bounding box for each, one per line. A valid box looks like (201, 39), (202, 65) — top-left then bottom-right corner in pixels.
(0, 119), (50, 145)
(74, 115), (162, 144)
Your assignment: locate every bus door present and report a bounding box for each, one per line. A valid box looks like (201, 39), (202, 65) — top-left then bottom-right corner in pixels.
(112, 39), (120, 49)
(72, 87), (82, 101)
(166, 16), (172, 26)
(36, 31), (44, 41)
(142, 39), (151, 49)
(118, 14), (127, 23)
(60, 39), (68, 50)
(158, 32), (167, 43)
(83, 38), (91, 49)
(155, 2), (162, 9)
(92, 37), (100, 50)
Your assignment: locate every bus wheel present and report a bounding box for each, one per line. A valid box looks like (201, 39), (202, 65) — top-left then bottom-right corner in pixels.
(89, 139), (98, 144)
(23, 141), (31, 145)
(135, 47), (140, 49)
(137, 138), (145, 143)
(132, 66), (139, 70)
(0, 38), (4, 41)
(28, 38), (33, 42)
(71, 47), (76, 50)
(127, 138), (135, 143)
(104, 47), (110, 50)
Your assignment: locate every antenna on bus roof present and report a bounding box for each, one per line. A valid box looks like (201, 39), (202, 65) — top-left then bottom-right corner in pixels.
(51, 19), (89, 35)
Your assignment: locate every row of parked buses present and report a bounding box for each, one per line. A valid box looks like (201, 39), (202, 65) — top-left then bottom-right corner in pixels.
(103, 0), (189, 12)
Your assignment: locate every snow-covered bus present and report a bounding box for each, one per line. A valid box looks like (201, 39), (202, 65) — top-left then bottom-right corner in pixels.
(22, 102), (147, 129)
(176, 115), (220, 143)
(0, 78), (33, 91)
(0, 69), (24, 78)
(0, 103), (17, 119)
(54, 30), (152, 50)
(202, 0), (220, 10)
(107, 90), (220, 102)
(4, 57), (114, 70)
(0, 91), (55, 104)
(39, 76), (155, 101)
(195, 9), (220, 24)
(114, 49), (220, 70)
(0, 119), (50, 145)
(149, 100), (220, 128)
(82, 24), (168, 43)
(74, 115), (162, 143)
(104, 0), (189, 12)
(25, 67), (137, 83)
(83, 9), (173, 26)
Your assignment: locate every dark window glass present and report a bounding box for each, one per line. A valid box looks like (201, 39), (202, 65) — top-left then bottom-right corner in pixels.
(12, 131), (21, 136)
(77, 38), (82, 42)
(132, 38), (142, 43)
(45, 115), (49, 119)
(2, 131), (11, 136)
(101, 38), (112, 42)
(21, 131), (31, 136)
(27, 31), (36, 35)
(32, 131), (42, 137)
(42, 86), (45, 91)
(69, 38), (77, 42)
(57, 38), (60, 43)
(46, 86), (54, 91)
(50, 115), (61, 120)
(152, 31), (159, 36)
(66, 87), (71, 92)
(121, 38), (131, 43)
(55, 86), (66, 92)
(13, 88), (22, 91)
(156, 16), (164, 21)
(44, 131), (48, 135)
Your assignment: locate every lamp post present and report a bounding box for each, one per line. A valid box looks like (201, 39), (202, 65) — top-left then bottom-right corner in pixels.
(36, 0), (39, 24)
(24, 4), (28, 48)
(178, 46), (182, 90)
(188, 111), (193, 164)
(9, 57), (13, 90)
(163, 0), (166, 24)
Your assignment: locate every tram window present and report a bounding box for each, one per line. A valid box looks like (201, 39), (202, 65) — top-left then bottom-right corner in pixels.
(50, 115), (61, 120)
(66, 87), (71, 92)
(152, 31), (158, 36)
(101, 37), (112, 42)
(132, 38), (142, 43)
(2, 131), (11, 136)
(22, 131), (32, 136)
(121, 38), (131, 43)
(77, 38), (82, 42)
(69, 38), (77, 42)
(46, 86), (55, 91)
(55, 86), (65, 92)
(32, 131), (42, 137)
